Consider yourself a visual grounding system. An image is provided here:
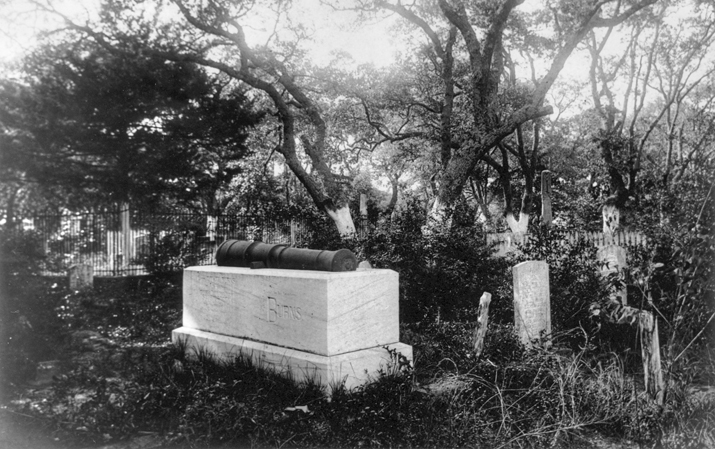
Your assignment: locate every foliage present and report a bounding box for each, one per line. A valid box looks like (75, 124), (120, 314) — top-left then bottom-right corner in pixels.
(0, 229), (57, 394)
(330, 200), (509, 323)
(137, 225), (211, 277)
(0, 41), (263, 213)
(402, 321), (525, 382)
(624, 174), (715, 384)
(1, 276), (713, 448)
(0, 228), (45, 278)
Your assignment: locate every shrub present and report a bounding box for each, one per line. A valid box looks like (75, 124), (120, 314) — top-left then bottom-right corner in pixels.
(0, 228), (46, 287)
(344, 201), (510, 322)
(137, 225), (209, 276)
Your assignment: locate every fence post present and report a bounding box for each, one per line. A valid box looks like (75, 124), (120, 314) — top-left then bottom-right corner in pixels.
(290, 219), (296, 246)
(121, 204), (132, 270)
(541, 170), (552, 227)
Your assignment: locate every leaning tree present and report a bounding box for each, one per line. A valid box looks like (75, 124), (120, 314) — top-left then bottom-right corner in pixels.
(22, 0), (369, 234)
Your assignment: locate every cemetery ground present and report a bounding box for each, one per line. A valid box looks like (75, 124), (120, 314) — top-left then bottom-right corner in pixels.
(1, 228), (714, 448)
(0, 278), (712, 448)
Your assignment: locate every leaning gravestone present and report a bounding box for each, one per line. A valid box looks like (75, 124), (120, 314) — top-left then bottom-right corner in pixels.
(597, 244), (627, 303)
(173, 240), (413, 391)
(68, 263), (93, 290)
(513, 261), (551, 345)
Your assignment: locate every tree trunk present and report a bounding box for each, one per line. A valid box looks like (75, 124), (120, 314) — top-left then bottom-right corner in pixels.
(506, 211), (530, 234)
(325, 204), (356, 235)
(385, 175), (399, 222)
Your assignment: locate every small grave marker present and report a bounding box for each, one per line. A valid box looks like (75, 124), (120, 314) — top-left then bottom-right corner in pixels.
(472, 292), (492, 357)
(68, 263), (93, 290)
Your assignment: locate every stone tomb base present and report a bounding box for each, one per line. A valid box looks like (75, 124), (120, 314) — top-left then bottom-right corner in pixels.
(172, 327), (412, 389)
(172, 266), (412, 390)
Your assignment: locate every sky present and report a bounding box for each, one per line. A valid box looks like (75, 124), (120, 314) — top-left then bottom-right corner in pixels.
(0, 0), (401, 68)
(0, 0), (592, 89)
(2, 0), (703, 120)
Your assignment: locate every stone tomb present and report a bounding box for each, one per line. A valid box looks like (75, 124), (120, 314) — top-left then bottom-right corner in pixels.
(172, 266), (412, 390)
(513, 261), (551, 345)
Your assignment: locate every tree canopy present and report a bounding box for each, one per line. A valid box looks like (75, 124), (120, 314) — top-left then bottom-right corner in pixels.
(1, 39), (263, 213)
(0, 0), (713, 236)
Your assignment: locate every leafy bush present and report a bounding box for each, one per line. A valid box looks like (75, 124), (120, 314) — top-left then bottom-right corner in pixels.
(0, 228), (46, 283)
(137, 225), (210, 276)
(343, 201), (510, 322)
(0, 229), (66, 398)
(402, 321), (524, 381)
(625, 190), (715, 386)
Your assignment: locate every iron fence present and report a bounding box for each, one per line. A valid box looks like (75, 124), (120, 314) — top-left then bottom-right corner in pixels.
(26, 208), (365, 277)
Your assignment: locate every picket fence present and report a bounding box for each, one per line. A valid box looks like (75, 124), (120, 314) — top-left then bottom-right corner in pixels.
(486, 231), (648, 257)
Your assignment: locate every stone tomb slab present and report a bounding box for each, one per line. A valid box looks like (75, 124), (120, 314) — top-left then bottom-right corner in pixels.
(173, 266), (411, 390)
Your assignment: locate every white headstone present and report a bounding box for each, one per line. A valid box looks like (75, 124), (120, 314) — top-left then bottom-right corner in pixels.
(68, 263), (93, 290)
(513, 261), (551, 345)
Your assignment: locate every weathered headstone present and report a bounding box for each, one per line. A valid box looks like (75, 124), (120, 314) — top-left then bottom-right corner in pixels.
(639, 311), (664, 404)
(68, 263), (93, 290)
(173, 266), (412, 390)
(472, 292), (492, 357)
(513, 261), (551, 345)
(359, 193), (368, 218)
(597, 244), (627, 303)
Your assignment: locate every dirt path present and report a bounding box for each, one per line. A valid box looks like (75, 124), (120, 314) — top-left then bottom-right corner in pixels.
(0, 409), (70, 449)
(0, 409), (170, 449)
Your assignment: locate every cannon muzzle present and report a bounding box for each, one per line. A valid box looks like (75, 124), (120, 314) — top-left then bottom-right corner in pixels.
(215, 240), (357, 272)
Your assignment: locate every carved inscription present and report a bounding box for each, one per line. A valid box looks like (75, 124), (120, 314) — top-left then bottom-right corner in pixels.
(265, 297), (303, 322)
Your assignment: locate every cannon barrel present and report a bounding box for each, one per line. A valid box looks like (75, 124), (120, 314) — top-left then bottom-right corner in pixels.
(215, 240), (357, 272)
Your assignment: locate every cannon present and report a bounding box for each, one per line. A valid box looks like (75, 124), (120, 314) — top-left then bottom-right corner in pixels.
(215, 240), (358, 272)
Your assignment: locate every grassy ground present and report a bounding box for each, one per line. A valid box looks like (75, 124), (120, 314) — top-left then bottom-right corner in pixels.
(1, 274), (713, 448)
